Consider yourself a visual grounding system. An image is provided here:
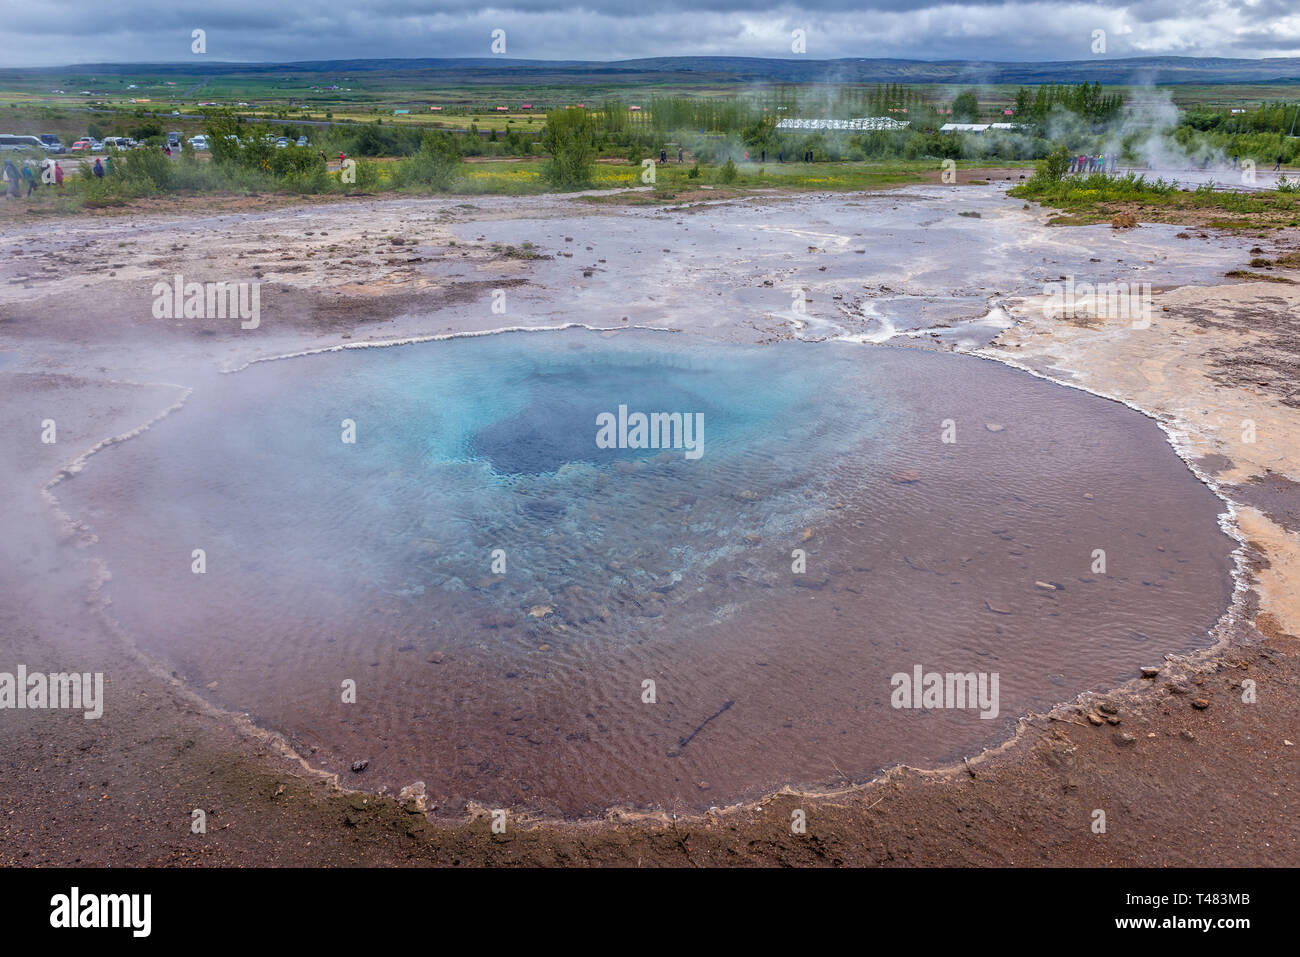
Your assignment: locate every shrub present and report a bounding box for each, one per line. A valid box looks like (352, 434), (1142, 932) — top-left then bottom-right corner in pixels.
(119, 147), (174, 191)
(540, 109), (597, 189)
(352, 159), (382, 190)
(1043, 145), (1072, 182)
(395, 132), (462, 191)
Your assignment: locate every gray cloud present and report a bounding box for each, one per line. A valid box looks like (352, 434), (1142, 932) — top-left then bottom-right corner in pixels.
(5, 1), (1300, 66)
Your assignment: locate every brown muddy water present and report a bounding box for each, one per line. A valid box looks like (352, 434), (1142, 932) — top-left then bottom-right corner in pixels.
(48, 327), (1235, 817)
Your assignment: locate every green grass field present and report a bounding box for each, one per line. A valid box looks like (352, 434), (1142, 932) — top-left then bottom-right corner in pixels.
(1, 62), (1293, 215)
(4, 67), (1299, 139)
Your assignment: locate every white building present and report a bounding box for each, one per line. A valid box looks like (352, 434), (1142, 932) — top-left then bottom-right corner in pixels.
(939, 122), (1022, 133)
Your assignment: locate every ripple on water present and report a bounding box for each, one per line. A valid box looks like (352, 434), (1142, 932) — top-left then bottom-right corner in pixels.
(60, 329), (1235, 816)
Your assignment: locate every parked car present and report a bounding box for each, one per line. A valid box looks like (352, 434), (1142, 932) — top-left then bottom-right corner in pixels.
(296, 136), (309, 147)
(39, 134), (65, 153)
(0, 134), (46, 152)
(188, 134), (208, 150)
(90, 140), (105, 152)
(69, 139), (92, 153)
(102, 137), (132, 151)
(275, 137), (290, 149)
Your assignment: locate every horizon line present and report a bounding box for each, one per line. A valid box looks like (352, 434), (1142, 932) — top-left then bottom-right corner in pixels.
(10, 52), (1300, 72)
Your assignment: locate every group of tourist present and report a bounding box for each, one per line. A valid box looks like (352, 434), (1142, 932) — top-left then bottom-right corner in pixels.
(0, 156), (112, 198)
(1069, 153), (1119, 174)
(1, 157), (64, 198)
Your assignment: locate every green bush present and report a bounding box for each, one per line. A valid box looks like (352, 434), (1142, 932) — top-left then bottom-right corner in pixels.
(353, 159), (382, 190)
(119, 147), (174, 191)
(1043, 145), (1072, 182)
(540, 108), (597, 189)
(394, 131), (462, 191)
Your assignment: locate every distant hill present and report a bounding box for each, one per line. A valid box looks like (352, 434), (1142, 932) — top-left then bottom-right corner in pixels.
(8, 55), (1300, 86)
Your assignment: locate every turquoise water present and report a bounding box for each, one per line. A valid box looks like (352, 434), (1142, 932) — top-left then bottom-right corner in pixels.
(63, 329), (1234, 815)
(234, 331), (897, 618)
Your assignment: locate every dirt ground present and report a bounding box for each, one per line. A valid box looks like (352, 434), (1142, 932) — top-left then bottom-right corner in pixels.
(0, 178), (1296, 867)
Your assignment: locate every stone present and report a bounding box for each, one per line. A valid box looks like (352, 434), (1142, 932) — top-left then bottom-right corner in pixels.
(397, 781), (428, 813)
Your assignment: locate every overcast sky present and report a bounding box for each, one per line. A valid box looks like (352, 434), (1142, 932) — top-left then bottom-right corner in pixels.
(6, 1), (1300, 68)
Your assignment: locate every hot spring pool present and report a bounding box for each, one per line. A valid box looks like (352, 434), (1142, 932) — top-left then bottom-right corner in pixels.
(61, 329), (1235, 816)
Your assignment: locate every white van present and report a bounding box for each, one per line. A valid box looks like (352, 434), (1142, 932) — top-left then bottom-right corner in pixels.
(0, 134), (45, 152)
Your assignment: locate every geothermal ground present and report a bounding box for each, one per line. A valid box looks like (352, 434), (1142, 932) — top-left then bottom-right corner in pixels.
(0, 172), (1297, 865)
